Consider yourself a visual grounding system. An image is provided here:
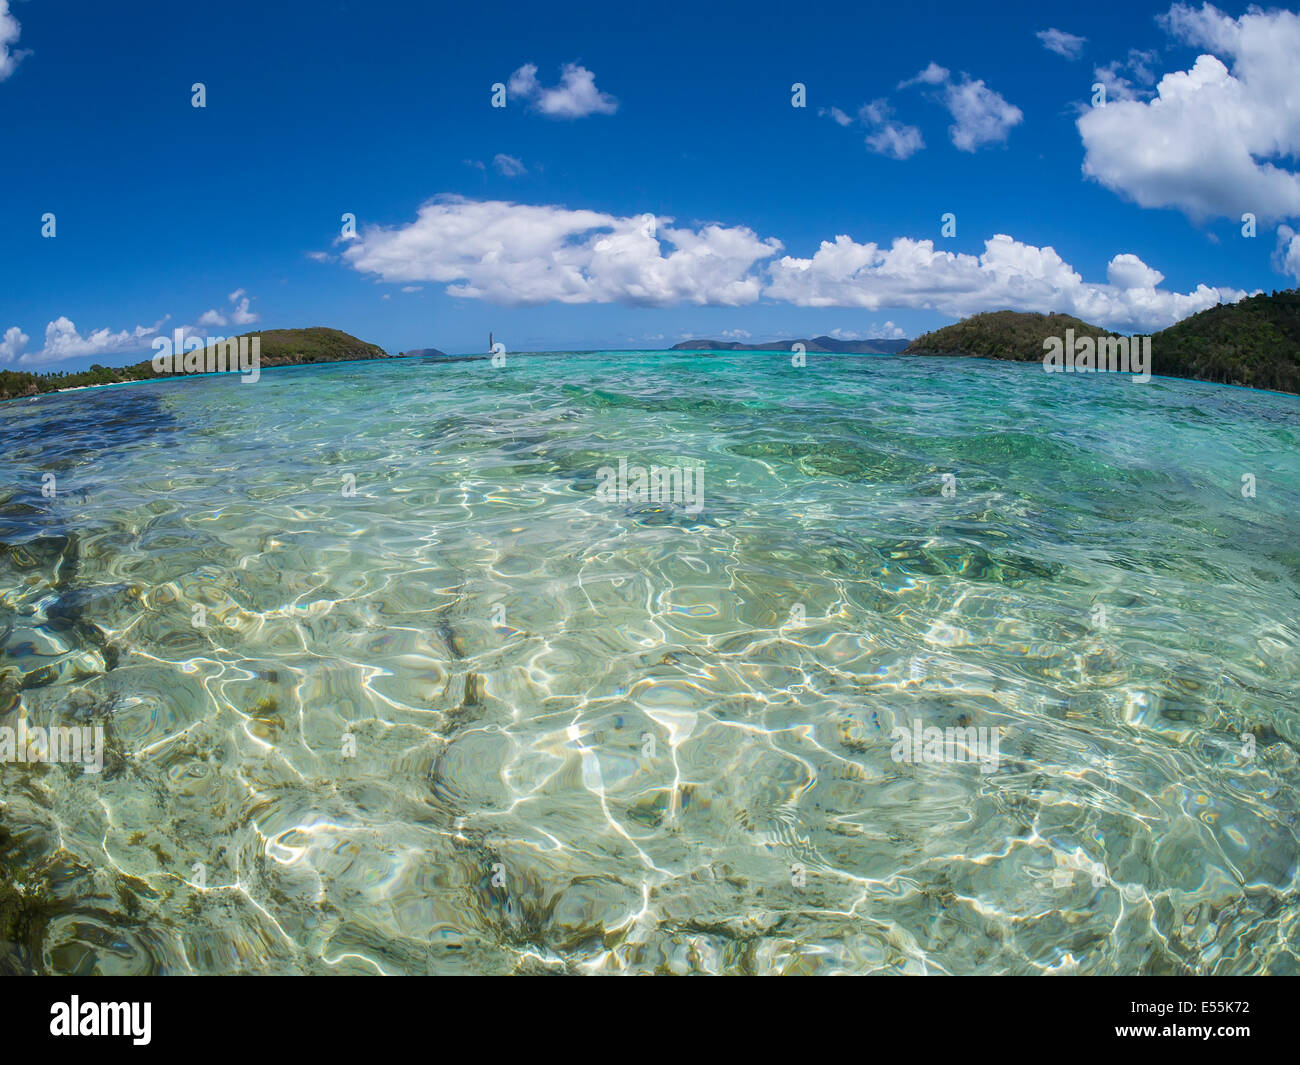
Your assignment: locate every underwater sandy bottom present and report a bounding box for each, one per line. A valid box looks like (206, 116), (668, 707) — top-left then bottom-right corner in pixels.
(1, 351), (1297, 974)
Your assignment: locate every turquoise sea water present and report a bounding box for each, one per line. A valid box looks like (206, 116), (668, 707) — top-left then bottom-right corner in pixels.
(1, 350), (1298, 974)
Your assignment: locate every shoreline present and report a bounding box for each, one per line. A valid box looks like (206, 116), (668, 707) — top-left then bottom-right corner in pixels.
(5, 348), (1300, 407)
(0, 352), (411, 405)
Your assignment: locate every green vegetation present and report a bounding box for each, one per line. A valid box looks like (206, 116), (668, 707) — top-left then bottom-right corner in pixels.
(904, 291), (1300, 394)
(233, 326), (388, 365)
(1146, 289), (1300, 394)
(0, 327), (389, 402)
(904, 310), (1113, 361)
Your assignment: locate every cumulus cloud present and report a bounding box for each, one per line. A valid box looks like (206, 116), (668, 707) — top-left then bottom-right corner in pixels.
(340, 196), (1239, 331)
(2, 289), (260, 366)
(1079, 5), (1300, 222)
(493, 153), (527, 177)
(228, 289), (258, 324)
(1274, 226), (1300, 283)
(901, 64), (1023, 151)
(764, 233), (1241, 332)
(12, 318), (165, 367)
(0, 0), (30, 83)
(507, 62), (618, 118)
(195, 289), (259, 330)
(342, 197), (782, 306)
(1105, 252), (1165, 290)
(0, 325), (28, 361)
(1037, 28), (1087, 60)
(942, 77), (1024, 151)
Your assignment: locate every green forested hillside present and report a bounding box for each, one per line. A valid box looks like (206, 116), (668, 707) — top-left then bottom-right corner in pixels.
(904, 292), (1300, 394)
(904, 311), (1114, 361)
(0, 327), (389, 401)
(1147, 290), (1300, 394)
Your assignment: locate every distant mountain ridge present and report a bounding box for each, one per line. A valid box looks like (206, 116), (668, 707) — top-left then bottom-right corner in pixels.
(672, 335), (910, 354)
(904, 291), (1300, 394)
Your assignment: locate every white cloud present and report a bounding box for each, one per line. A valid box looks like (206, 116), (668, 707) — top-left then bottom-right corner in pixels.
(506, 64), (539, 98)
(342, 196), (781, 307)
(765, 233), (1240, 332)
(1106, 253), (1166, 289)
(830, 323), (907, 340)
(857, 100), (889, 125)
(0, 0), (30, 83)
(900, 62), (950, 88)
(14, 317), (164, 367)
(942, 77), (1024, 152)
(2, 289), (260, 366)
(507, 62), (618, 118)
(339, 195), (1240, 332)
(305, 250), (332, 262)
(228, 289), (258, 324)
(719, 328), (751, 339)
(493, 153), (527, 177)
(195, 290), (258, 330)
(1275, 226), (1300, 283)
(859, 98), (925, 160)
(1091, 48), (1159, 102)
(1079, 5), (1300, 222)
(866, 122), (925, 161)
(823, 98), (924, 160)
(0, 325), (28, 361)
(1037, 28), (1087, 60)
(901, 64), (1022, 151)
(231, 298), (257, 325)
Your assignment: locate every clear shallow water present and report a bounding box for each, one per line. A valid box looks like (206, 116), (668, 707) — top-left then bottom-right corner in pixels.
(1, 350), (1298, 975)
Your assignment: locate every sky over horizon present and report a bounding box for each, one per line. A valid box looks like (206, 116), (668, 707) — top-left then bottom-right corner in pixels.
(2, 0), (1299, 372)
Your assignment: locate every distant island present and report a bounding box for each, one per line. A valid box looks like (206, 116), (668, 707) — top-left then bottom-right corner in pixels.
(905, 290), (1300, 395)
(672, 335), (911, 354)
(0, 327), (390, 401)
(5, 293), (1298, 402)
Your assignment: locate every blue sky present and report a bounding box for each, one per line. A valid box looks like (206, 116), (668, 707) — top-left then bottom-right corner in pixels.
(1, 0), (1298, 371)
